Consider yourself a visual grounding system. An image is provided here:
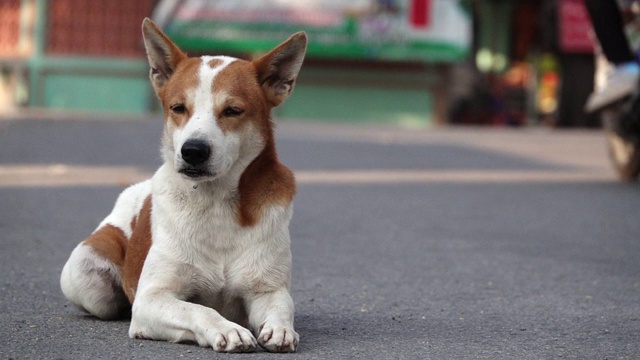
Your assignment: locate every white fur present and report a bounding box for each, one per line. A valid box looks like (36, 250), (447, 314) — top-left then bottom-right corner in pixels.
(97, 180), (151, 237)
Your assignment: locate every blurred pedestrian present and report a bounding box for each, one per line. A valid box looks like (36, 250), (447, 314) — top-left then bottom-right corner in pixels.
(584, 0), (640, 111)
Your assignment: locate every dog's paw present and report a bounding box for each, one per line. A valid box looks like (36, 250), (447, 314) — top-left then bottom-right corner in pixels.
(208, 323), (257, 353)
(258, 323), (299, 353)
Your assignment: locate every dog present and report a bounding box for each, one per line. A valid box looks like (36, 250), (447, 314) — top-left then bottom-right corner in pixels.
(60, 18), (306, 353)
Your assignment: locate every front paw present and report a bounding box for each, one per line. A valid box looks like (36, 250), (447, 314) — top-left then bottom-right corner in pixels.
(258, 323), (299, 352)
(208, 323), (257, 353)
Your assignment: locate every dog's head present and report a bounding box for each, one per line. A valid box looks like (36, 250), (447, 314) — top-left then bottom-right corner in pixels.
(141, 18), (306, 184)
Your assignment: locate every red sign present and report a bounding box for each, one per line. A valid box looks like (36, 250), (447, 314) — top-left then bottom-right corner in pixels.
(410, 0), (431, 28)
(558, 0), (595, 53)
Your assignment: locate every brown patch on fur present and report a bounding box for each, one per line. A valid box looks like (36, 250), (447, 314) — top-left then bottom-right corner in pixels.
(205, 59), (298, 227)
(158, 57), (202, 127)
(212, 60), (271, 136)
(237, 145), (296, 227)
(207, 59), (295, 226)
(160, 57), (240, 129)
(83, 225), (128, 271)
(130, 213), (138, 231)
(231, 34), (306, 226)
(208, 58), (223, 69)
(122, 195), (153, 303)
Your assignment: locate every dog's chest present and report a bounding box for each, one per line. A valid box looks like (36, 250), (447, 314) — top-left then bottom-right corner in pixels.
(154, 186), (270, 274)
(148, 166), (291, 303)
(160, 187), (248, 252)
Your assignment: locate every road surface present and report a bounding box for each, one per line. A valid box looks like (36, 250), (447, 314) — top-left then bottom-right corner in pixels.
(1, 118), (639, 359)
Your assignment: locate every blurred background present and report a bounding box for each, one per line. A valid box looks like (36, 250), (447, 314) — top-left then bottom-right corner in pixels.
(0, 0), (606, 128)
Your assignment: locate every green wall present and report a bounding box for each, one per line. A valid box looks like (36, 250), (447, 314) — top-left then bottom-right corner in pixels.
(276, 83), (432, 127)
(42, 73), (151, 113)
(31, 59), (439, 125)
(273, 64), (441, 126)
(24, 0), (443, 123)
(29, 57), (153, 115)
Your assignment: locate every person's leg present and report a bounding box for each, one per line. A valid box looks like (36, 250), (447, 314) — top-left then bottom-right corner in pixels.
(583, 0), (640, 111)
(584, 0), (635, 65)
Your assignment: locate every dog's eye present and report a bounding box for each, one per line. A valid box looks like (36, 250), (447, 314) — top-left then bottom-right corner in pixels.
(223, 106), (244, 117)
(170, 104), (186, 115)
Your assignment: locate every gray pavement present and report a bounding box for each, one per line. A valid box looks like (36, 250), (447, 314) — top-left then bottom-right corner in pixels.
(1, 117), (639, 359)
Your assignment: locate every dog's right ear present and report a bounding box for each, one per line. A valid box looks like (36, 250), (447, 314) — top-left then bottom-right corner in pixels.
(142, 18), (187, 94)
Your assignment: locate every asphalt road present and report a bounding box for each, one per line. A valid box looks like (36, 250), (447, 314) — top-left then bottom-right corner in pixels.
(1, 117), (639, 359)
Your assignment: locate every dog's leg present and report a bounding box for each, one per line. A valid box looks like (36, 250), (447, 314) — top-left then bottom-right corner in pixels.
(130, 292), (257, 352)
(129, 255), (258, 352)
(60, 231), (129, 320)
(246, 289), (298, 352)
(60, 181), (150, 319)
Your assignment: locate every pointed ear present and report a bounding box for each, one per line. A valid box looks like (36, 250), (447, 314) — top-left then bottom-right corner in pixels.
(141, 18), (187, 94)
(253, 32), (307, 107)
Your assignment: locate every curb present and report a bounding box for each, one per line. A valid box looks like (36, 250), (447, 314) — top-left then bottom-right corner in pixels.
(0, 108), (160, 122)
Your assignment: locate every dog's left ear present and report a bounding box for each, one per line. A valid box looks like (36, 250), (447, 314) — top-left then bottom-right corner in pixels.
(253, 32), (307, 107)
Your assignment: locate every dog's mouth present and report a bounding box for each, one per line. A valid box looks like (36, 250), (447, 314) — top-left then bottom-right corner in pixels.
(179, 167), (214, 179)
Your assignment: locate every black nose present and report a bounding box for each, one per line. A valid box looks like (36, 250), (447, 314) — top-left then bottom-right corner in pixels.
(181, 140), (211, 166)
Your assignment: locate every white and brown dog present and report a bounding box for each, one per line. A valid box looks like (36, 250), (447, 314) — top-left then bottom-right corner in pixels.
(60, 18), (306, 353)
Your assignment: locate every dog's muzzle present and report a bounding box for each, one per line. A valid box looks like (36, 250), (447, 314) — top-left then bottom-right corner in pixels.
(179, 139), (213, 178)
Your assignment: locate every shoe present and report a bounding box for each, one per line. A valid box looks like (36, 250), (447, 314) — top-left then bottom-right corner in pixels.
(585, 62), (640, 112)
